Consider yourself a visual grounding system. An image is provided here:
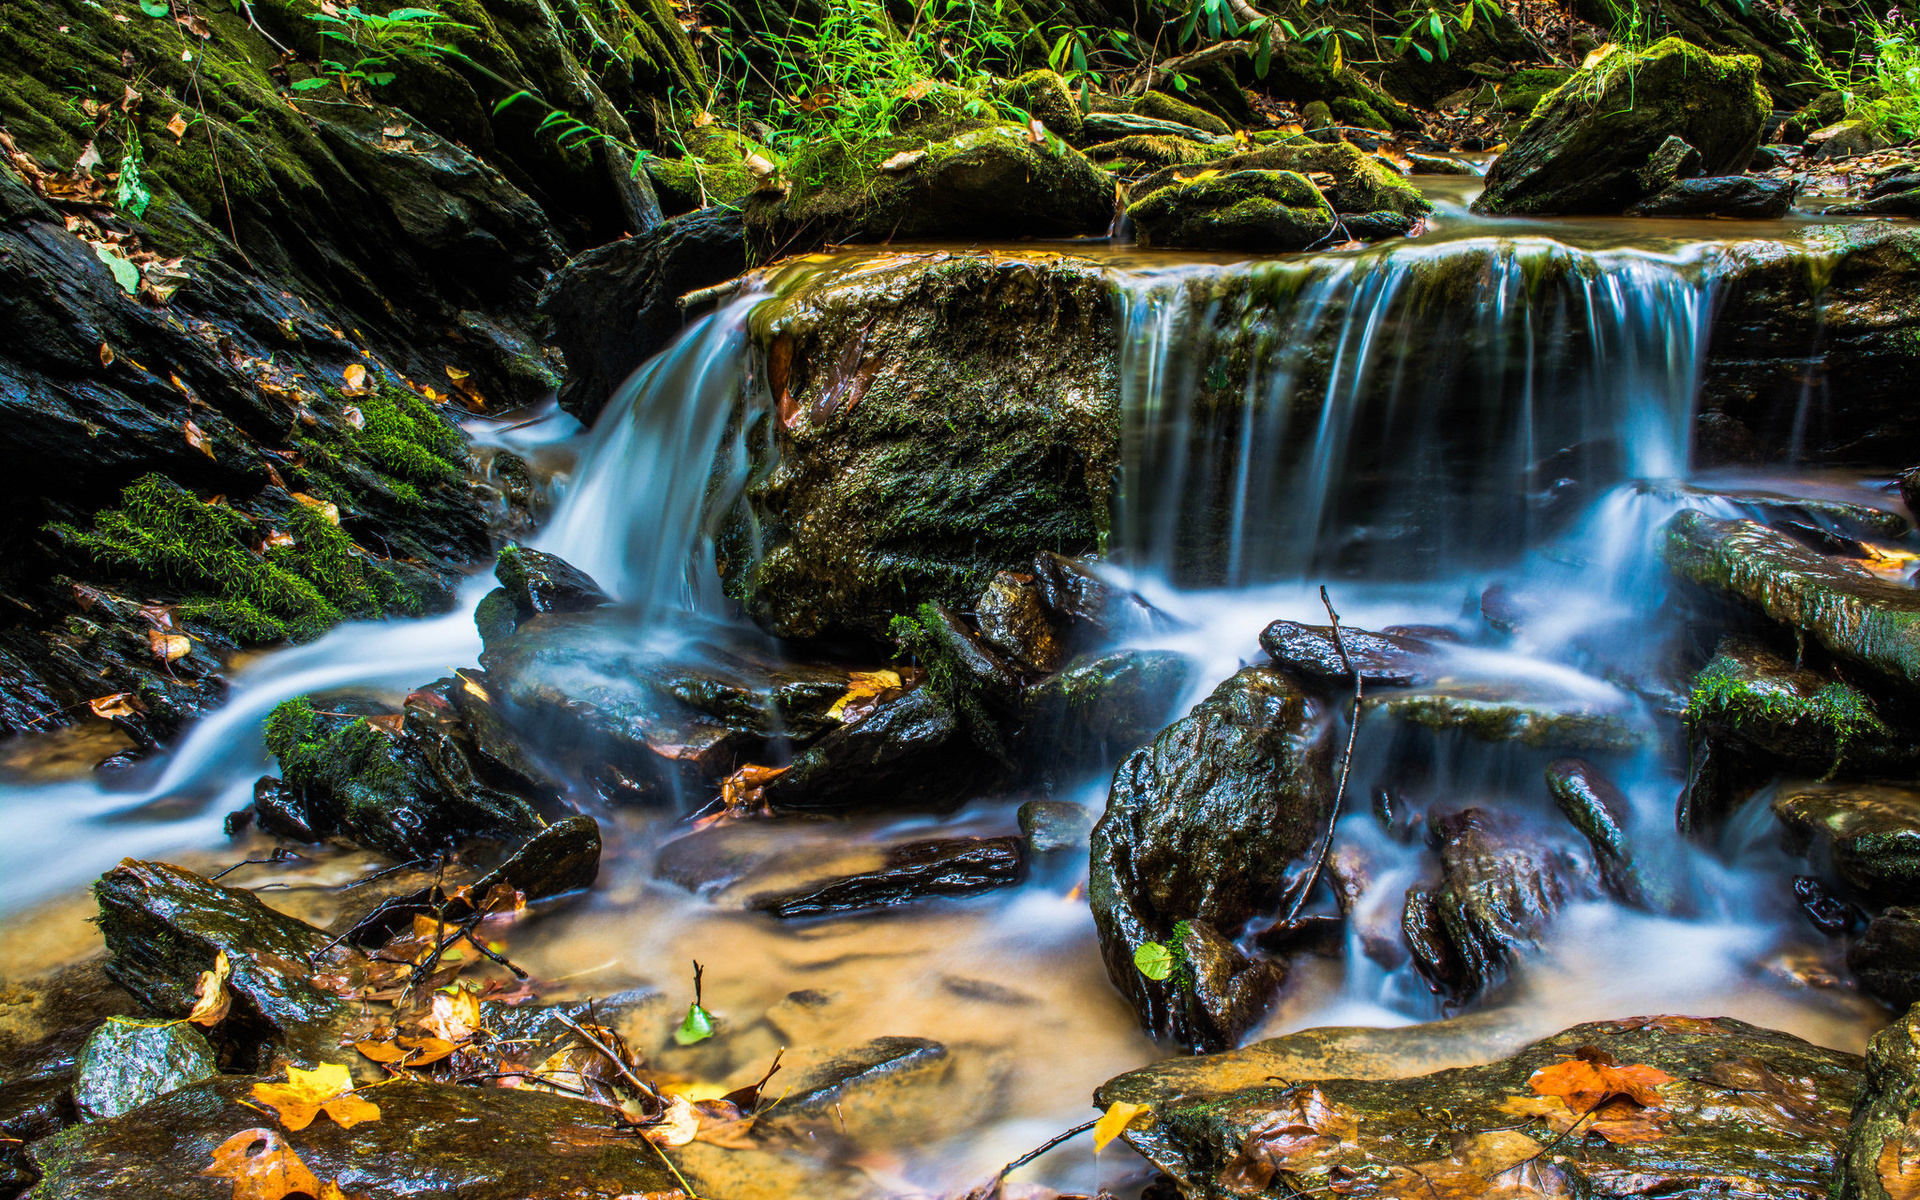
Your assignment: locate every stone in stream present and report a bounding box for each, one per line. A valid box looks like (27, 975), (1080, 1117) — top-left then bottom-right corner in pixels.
(1133, 139), (1431, 220)
(746, 836), (1026, 918)
(1773, 783), (1920, 906)
(1838, 1000), (1920, 1199)
(1099, 1015), (1861, 1199)
(540, 207), (748, 423)
(69, 1019), (218, 1122)
(759, 689), (1003, 814)
(1029, 552), (1166, 639)
(1636, 133), (1705, 191)
(493, 544), (612, 619)
(972, 571), (1064, 676)
(1127, 169), (1338, 251)
(1364, 684), (1648, 754)
(1019, 799), (1096, 855)
(754, 1036), (953, 1144)
(1473, 38), (1769, 215)
(1628, 174), (1798, 218)
(0, 961), (142, 1144)
(1685, 635), (1914, 776)
(1665, 510), (1920, 695)
(94, 859), (359, 1068)
(1259, 618), (1439, 687)
(1403, 808), (1596, 1001)
(1090, 666), (1334, 1050)
(1017, 649), (1193, 783)
(1848, 907), (1920, 1006)
(1545, 757), (1647, 906)
(25, 1076), (684, 1199)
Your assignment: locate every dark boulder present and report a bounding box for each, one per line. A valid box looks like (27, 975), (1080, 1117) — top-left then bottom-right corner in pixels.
(493, 544), (612, 618)
(1018, 649), (1192, 782)
(1839, 1000), (1920, 1200)
(746, 836), (1025, 917)
(1848, 907), (1920, 1006)
(1029, 552), (1165, 639)
(1628, 174), (1797, 217)
(1260, 619), (1438, 687)
(539, 208), (747, 423)
(1090, 666), (1333, 1049)
(1545, 757), (1646, 906)
(1773, 783), (1920, 906)
(1473, 39), (1769, 215)
(760, 688), (1000, 814)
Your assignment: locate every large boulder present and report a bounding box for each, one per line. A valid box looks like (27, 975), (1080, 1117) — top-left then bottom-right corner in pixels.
(720, 253), (1119, 642)
(539, 207), (747, 423)
(1089, 666), (1333, 1050)
(1137, 140), (1430, 219)
(1102, 1015), (1861, 1199)
(1473, 38), (1769, 215)
(744, 121), (1114, 255)
(1127, 169), (1337, 251)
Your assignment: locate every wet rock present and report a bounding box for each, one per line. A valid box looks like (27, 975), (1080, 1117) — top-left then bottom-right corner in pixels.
(258, 696), (546, 858)
(1087, 134), (1231, 174)
(1545, 757), (1645, 905)
(1636, 134), (1705, 191)
(1678, 726), (1782, 836)
(1473, 38), (1769, 215)
(1030, 552), (1163, 638)
(1840, 1000), (1920, 1199)
(1831, 187), (1920, 218)
(440, 669), (564, 803)
(1090, 666), (1333, 1049)
(760, 689), (999, 814)
(473, 587), (520, 648)
(1339, 209), (1419, 241)
(540, 207), (748, 422)
(1135, 140), (1431, 219)
(1082, 112), (1232, 145)
(1106, 1016), (1860, 1200)
(747, 836), (1025, 918)
(1628, 174), (1797, 218)
(1260, 619), (1438, 687)
(1019, 800), (1096, 855)
(1806, 119), (1890, 160)
(900, 602), (1021, 719)
(494, 545), (611, 618)
(1176, 919), (1288, 1048)
(0, 961), (141, 1143)
(1129, 170), (1336, 251)
(1796, 874), (1864, 936)
(1365, 685), (1647, 754)
(973, 572), (1063, 675)
(1847, 907), (1920, 1006)
(94, 859), (355, 1067)
(26, 1076), (683, 1199)
(1018, 650), (1192, 781)
(70, 1019), (218, 1122)
(743, 122), (1114, 254)
(1665, 510), (1920, 696)
(1406, 809), (1592, 1000)
(1774, 783), (1920, 906)
(1685, 635), (1914, 775)
(723, 255), (1117, 642)
(1406, 152), (1477, 175)
(758, 1036), (950, 1142)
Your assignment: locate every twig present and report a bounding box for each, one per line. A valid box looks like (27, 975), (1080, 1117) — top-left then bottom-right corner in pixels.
(211, 846), (303, 879)
(1278, 586), (1362, 924)
(460, 928), (528, 979)
(677, 279), (741, 310)
(995, 1118), (1099, 1177)
(551, 1010), (657, 1102)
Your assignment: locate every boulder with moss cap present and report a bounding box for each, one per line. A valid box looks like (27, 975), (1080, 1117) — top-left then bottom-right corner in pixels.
(1137, 139), (1431, 219)
(1128, 169), (1337, 251)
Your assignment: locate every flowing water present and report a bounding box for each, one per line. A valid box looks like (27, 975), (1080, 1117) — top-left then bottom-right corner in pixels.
(0, 198), (1906, 1196)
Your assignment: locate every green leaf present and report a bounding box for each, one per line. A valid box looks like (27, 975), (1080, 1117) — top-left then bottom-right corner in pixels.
(1133, 942), (1174, 981)
(92, 243), (141, 295)
(138, 0), (170, 15)
(674, 1002), (715, 1045)
(115, 152), (150, 217)
(492, 89), (535, 115)
(291, 77), (331, 90)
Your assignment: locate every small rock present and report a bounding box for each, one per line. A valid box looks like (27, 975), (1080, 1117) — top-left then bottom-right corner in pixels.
(1828, 186), (1920, 217)
(973, 571), (1063, 675)
(1685, 635), (1912, 775)
(71, 1019), (218, 1121)
(1847, 906), (1920, 1005)
(1259, 619), (1437, 686)
(494, 544), (611, 617)
(1405, 151), (1477, 175)
(473, 586), (521, 646)
(1627, 175), (1796, 218)
(1635, 134), (1704, 192)
(1773, 782), (1920, 905)
(1029, 552), (1163, 637)
(758, 1036), (950, 1143)
(747, 836), (1025, 917)
(1018, 799), (1095, 854)
(761, 688), (1001, 814)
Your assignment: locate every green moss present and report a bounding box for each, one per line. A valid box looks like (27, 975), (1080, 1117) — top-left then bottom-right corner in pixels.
(264, 696), (408, 804)
(889, 604), (1002, 755)
(1688, 649), (1892, 777)
(1133, 91), (1231, 136)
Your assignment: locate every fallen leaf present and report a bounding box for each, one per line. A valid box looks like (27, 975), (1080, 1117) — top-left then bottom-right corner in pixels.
(251, 1063), (381, 1131)
(75, 141), (102, 173)
(188, 948), (231, 1026)
(88, 692), (142, 719)
(355, 1034), (457, 1067)
(167, 112), (189, 139)
(98, 342), (115, 367)
(184, 418), (215, 458)
(342, 363), (368, 393)
(422, 987), (483, 1043)
(675, 1001), (715, 1046)
(643, 1092), (698, 1146)
(290, 493), (341, 524)
(1217, 1086), (1360, 1191)
(826, 669), (902, 721)
(200, 1128), (320, 1200)
(1027, 117), (1046, 144)
(878, 149), (926, 172)
(149, 629), (191, 663)
(1092, 1100), (1146, 1151)
(1133, 942), (1173, 981)
(341, 405), (364, 429)
(1879, 1110), (1920, 1200)
(1529, 1049), (1671, 1111)
(263, 529), (295, 551)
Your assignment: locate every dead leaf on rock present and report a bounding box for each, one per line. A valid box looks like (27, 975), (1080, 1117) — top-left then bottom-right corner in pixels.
(188, 948), (231, 1026)
(1218, 1086), (1359, 1192)
(201, 1128), (321, 1200)
(826, 669), (902, 722)
(149, 629), (191, 663)
(1529, 1048), (1671, 1111)
(1879, 1110), (1920, 1200)
(167, 112), (189, 139)
(88, 692), (142, 719)
(1701, 1056), (1829, 1133)
(98, 342), (115, 367)
(184, 418), (215, 458)
(250, 1062), (381, 1131)
(342, 363), (368, 393)
(643, 1092), (698, 1146)
(1092, 1100), (1146, 1151)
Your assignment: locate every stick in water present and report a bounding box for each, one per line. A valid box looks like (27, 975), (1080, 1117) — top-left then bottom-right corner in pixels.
(1279, 585), (1363, 924)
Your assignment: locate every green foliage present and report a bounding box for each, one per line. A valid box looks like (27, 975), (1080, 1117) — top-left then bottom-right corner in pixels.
(295, 4), (471, 92)
(115, 146), (151, 219)
(1133, 920), (1194, 986)
(1391, 0), (1504, 64)
(888, 603), (1005, 756)
(1044, 24), (1138, 88)
(1788, 9), (1920, 140)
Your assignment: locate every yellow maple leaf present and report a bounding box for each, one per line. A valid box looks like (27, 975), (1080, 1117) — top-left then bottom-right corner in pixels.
(250, 1063), (381, 1131)
(1092, 1100), (1147, 1152)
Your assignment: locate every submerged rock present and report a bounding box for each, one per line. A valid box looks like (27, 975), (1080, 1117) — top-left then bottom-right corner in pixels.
(27, 1076), (683, 1199)
(1628, 174), (1797, 218)
(94, 859), (355, 1066)
(757, 1036), (950, 1143)
(1774, 783), (1920, 905)
(747, 836), (1025, 917)
(70, 1019), (218, 1122)
(1019, 799), (1096, 854)
(1090, 666), (1333, 1049)
(1127, 169), (1337, 251)
(1104, 1016), (1859, 1200)
(1473, 38), (1769, 215)
(1365, 685), (1646, 754)
(1545, 757), (1645, 906)
(1018, 650), (1192, 782)
(1665, 510), (1920, 695)
(1260, 619), (1438, 687)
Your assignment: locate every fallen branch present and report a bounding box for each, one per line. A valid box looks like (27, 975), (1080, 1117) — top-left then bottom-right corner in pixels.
(1131, 38), (1256, 96)
(677, 279), (741, 310)
(995, 1118), (1100, 1178)
(1278, 585), (1362, 924)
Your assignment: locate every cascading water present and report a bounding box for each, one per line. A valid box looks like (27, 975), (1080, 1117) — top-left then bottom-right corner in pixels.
(0, 220), (1905, 1196)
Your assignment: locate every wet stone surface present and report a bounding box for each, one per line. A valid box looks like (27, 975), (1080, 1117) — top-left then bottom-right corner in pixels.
(746, 836), (1026, 918)
(70, 1018), (218, 1122)
(1774, 782), (1920, 906)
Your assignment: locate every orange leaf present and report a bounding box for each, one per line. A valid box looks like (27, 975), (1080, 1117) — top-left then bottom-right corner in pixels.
(149, 629), (191, 663)
(184, 418), (215, 458)
(188, 948), (231, 1027)
(88, 691), (141, 719)
(167, 112), (188, 139)
(342, 363), (368, 393)
(1528, 1049), (1671, 1111)
(200, 1128), (320, 1200)
(1880, 1111), (1920, 1200)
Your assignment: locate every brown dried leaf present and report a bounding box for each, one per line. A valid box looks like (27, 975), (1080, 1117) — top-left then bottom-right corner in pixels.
(187, 948), (231, 1026)
(88, 692), (141, 719)
(1217, 1086), (1359, 1191)
(149, 629), (191, 663)
(183, 418), (214, 458)
(167, 112), (189, 139)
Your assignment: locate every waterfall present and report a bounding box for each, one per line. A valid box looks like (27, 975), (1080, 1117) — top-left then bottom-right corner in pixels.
(1113, 238), (1719, 584)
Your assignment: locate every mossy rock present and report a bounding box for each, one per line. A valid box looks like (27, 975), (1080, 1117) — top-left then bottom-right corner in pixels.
(1135, 141), (1430, 218)
(1497, 65), (1576, 116)
(1001, 68), (1083, 140)
(1259, 40), (1420, 131)
(1474, 37), (1770, 215)
(744, 120), (1114, 254)
(1087, 134), (1232, 172)
(1128, 169), (1336, 252)
(1686, 635), (1912, 774)
(646, 127), (772, 215)
(1328, 96), (1392, 132)
(721, 253), (1119, 642)
(1133, 91), (1232, 136)
(1773, 782), (1920, 906)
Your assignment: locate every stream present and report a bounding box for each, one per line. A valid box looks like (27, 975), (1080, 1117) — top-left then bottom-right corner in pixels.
(0, 183), (1904, 1196)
